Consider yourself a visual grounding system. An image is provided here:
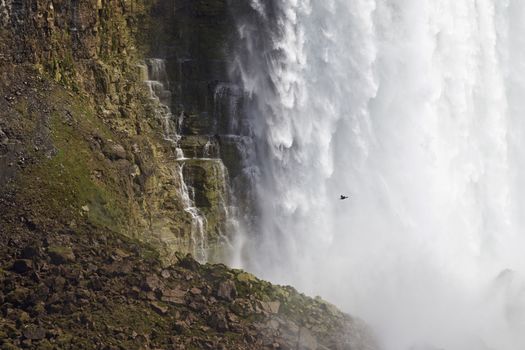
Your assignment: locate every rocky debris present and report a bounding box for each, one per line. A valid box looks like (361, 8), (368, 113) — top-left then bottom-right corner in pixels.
(0, 224), (378, 350)
(160, 288), (186, 304)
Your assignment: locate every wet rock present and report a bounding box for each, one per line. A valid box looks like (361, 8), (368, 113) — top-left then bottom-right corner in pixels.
(216, 280), (237, 301)
(47, 246), (75, 265)
(12, 259), (33, 274)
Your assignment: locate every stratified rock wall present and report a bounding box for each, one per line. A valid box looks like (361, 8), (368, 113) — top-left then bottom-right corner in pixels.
(0, 0), (203, 261)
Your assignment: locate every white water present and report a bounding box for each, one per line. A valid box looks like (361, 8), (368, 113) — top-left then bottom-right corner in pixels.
(143, 59), (181, 145)
(176, 163), (209, 262)
(235, 1), (525, 349)
(143, 59), (209, 261)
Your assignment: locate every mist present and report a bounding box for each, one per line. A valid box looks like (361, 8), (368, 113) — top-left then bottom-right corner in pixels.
(232, 1), (525, 349)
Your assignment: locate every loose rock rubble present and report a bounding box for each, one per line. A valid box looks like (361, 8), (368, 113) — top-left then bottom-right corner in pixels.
(0, 223), (378, 350)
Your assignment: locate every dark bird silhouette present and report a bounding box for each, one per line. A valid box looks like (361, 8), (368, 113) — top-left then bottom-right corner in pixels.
(340, 195), (349, 200)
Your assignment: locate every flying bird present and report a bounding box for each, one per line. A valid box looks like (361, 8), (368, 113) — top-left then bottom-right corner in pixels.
(340, 195), (349, 200)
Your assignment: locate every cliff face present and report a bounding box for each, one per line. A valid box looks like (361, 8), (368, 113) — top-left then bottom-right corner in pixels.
(0, 1), (378, 349)
(0, 0), (204, 260)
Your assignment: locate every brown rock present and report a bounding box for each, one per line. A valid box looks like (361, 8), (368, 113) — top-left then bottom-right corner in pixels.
(190, 287), (202, 295)
(161, 288), (186, 304)
(150, 301), (168, 315)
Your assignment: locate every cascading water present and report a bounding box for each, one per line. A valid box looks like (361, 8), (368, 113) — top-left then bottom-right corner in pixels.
(234, 1), (525, 349)
(143, 58), (180, 146)
(141, 58), (208, 261)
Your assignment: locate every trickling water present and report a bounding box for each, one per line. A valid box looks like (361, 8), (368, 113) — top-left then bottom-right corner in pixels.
(177, 164), (208, 262)
(143, 59), (179, 143)
(143, 58), (208, 261)
(234, 1), (525, 350)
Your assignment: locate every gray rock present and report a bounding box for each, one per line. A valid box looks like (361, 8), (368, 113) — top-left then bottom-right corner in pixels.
(298, 327), (318, 350)
(216, 280), (237, 301)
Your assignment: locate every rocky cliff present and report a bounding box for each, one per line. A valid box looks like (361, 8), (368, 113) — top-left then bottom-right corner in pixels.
(0, 1), (378, 349)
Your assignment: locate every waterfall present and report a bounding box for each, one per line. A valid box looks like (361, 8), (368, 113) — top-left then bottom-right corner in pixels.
(143, 58), (180, 147)
(142, 58), (209, 261)
(234, 1), (525, 349)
